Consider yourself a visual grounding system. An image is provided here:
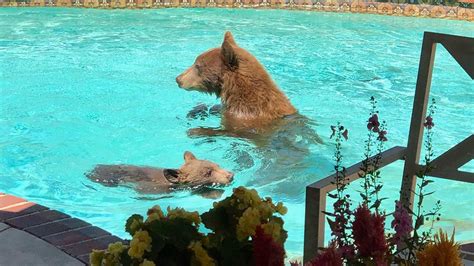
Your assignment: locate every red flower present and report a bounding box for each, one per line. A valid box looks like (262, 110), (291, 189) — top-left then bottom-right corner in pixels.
(305, 242), (343, 266)
(424, 116), (434, 129)
(352, 205), (389, 264)
(377, 130), (387, 142)
(367, 114), (380, 132)
(252, 226), (285, 266)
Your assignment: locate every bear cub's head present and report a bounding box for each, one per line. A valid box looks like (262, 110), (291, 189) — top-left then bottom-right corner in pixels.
(177, 151), (234, 187)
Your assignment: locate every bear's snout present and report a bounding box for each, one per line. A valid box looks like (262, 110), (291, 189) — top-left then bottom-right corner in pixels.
(176, 75), (183, 88)
(227, 172), (234, 182)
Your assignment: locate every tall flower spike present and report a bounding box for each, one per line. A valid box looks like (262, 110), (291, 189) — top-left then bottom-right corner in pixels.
(367, 114), (380, 132)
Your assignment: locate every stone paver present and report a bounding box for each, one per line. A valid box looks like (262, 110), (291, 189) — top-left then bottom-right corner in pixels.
(0, 222), (9, 232)
(0, 227), (83, 266)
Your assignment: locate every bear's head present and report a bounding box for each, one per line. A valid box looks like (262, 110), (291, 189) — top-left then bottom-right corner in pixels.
(176, 31), (266, 96)
(177, 151), (234, 187)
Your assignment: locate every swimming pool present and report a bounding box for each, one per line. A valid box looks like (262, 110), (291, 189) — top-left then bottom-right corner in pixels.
(1, 7), (473, 260)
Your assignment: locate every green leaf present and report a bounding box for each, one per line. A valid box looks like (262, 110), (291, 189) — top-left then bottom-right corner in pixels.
(322, 211), (336, 217)
(421, 180), (434, 188)
(146, 218), (202, 250)
(125, 214), (143, 236)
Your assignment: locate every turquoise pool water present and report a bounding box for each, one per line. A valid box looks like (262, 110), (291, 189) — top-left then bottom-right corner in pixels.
(1, 7), (473, 259)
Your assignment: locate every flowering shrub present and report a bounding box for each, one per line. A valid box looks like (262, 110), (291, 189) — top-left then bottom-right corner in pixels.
(90, 186), (287, 266)
(297, 97), (462, 265)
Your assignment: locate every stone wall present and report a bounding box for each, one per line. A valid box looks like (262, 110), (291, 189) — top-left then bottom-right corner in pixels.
(0, 0), (473, 21)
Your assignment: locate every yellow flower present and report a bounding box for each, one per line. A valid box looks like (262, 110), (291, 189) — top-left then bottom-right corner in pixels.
(261, 221), (282, 243)
(146, 205), (164, 223)
(107, 242), (127, 257)
(129, 217), (143, 233)
(189, 241), (215, 266)
(275, 202), (287, 215)
(140, 259), (156, 266)
(90, 249), (104, 266)
(237, 207), (261, 241)
(232, 187), (262, 210)
(103, 253), (118, 266)
(146, 212), (162, 223)
(417, 229), (462, 266)
(167, 207), (200, 227)
(128, 230), (152, 259)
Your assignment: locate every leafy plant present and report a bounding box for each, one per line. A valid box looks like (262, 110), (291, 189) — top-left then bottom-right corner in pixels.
(90, 187), (287, 266)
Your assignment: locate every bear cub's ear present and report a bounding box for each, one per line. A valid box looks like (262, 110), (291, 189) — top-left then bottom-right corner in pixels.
(221, 31), (239, 70)
(184, 151), (197, 162)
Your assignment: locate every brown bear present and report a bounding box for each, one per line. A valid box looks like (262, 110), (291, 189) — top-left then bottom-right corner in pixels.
(86, 151), (234, 195)
(176, 31), (298, 137)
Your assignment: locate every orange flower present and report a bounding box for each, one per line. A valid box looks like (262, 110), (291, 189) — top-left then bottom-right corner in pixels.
(417, 229), (462, 266)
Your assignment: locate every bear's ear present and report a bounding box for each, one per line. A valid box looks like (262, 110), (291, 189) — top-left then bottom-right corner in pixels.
(221, 32), (239, 70)
(223, 31), (237, 46)
(184, 151), (197, 162)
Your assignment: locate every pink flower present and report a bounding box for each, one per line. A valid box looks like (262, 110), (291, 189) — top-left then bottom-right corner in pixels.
(352, 205), (389, 264)
(424, 116), (434, 129)
(305, 242), (343, 266)
(253, 226), (285, 266)
(367, 114), (380, 132)
(377, 130), (387, 142)
(391, 201), (413, 246)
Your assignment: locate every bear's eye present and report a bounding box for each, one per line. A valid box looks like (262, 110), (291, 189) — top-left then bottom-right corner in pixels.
(195, 65), (202, 75)
(204, 169), (213, 176)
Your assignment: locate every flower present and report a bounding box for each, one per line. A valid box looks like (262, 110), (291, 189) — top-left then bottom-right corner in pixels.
(252, 226), (285, 266)
(90, 249), (104, 266)
(107, 241), (127, 257)
(166, 207), (200, 227)
(237, 207), (261, 241)
(367, 114), (380, 132)
(352, 205), (388, 264)
(140, 259), (156, 266)
(261, 220), (283, 243)
(424, 115), (434, 129)
(289, 261), (301, 266)
(128, 230), (152, 259)
(189, 241), (215, 266)
(126, 214), (144, 236)
(230, 187), (262, 210)
(391, 201), (413, 245)
(275, 202), (288, 215)
(377, 130), (387, 142)
(306, 242), (342, 266)
(146, 205), (164, 223)
(417, 229), (462, 266)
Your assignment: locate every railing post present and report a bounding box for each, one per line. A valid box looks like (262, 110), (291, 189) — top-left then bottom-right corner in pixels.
(400, 32), (437, 210)
(303, 185), (326, 263)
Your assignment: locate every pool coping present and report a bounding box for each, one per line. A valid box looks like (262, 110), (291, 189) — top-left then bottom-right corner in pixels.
(0, 192), (126, 265)
(0, 1), (473, 22)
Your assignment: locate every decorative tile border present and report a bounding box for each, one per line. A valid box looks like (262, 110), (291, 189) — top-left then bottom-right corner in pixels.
(0, 193), (126, 265)
(0, 0), (472, 21)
